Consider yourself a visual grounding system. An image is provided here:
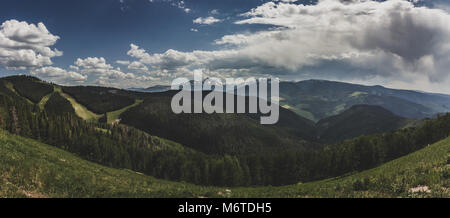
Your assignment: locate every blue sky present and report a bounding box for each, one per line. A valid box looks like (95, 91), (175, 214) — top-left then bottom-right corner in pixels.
(0, 0), (271, 66)
(1, 0), (450, 93)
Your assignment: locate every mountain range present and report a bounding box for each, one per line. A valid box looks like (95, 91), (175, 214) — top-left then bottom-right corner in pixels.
(0, 75), (449, 191)
(279, 80), (450, 121)
(132, 79), (450, 122)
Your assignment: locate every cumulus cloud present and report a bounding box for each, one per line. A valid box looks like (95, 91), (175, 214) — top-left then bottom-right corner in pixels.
(116, 60), (130, 65)
(75, 57), (135, 80)
(127, 44), (198, 69)
(31, 66), (87, 84)
(72, 56), (161, 88)
(0, 19), (62, 69)
(136, 75), (157, 81)
(125, 0), (450, 91)
(0, 18), (162, 88)
(128, 61), (148, 72)
(69, 65), (79, 71)
(193, 16), (222, 25)
(75, 57), (112, 72)
(95, 74), (159, 88)
(210, 9), (219, 15)
(16, 0), (445, 91)
(273, 0), (298, 3)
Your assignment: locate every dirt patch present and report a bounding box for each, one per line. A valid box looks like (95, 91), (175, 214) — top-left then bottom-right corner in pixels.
(19, 190), (47, 198)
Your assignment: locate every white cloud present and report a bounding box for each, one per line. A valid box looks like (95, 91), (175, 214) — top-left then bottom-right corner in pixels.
(231, 0), (450, 87)
(75, 57), (135, 80)
(0, 19), (62, 69)
(124, 0), (450, 93)
(31, 66), (87, 84)
(116, 60), (131, 65)
(18, 0), (445, 91)
(193, 16), (222, 25)
(273, 0), (298, 2)
(136, 75), (157, 81)
(70, 56), (164, 88)
(69, 65), (79, 71)
(210, 9), (219, 15)
(127, 44), (198, 69)
(434, 2), (450, 13)
(95, 73), (160, 88)
(128, 61), (148, 72)
(75, 57), (112, 74)
(171, 0), (191, 13)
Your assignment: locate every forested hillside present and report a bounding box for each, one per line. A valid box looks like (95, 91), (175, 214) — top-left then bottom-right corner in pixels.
(1, 128), (447, 198)
(233, 136), (450, 198)
(0, 128), (213, 198)
(61, 86), (137, 114)
(0, 75), (449, 187)
(3, 75), (54, 103)
(44, 92), (75, 116)
(317, 105), (411, 143)
(120, 92), (316, 155)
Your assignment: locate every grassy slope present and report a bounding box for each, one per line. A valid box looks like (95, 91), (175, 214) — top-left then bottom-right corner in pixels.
(0, 129), (448, 198)
(37, 86), (141, 124)
(37, 90), (55, 110)
(2, 77), (102, 122)
(0, 129), (215, 198)
(234, 137), (450, 198)
(54, 86), (102, 122)
(106, 99), (143, 124)
(4, 82), (34, 105)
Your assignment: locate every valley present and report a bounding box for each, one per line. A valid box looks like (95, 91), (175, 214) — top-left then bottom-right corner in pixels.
(0, 75), (449, 197)
(0, 127), (447, 198)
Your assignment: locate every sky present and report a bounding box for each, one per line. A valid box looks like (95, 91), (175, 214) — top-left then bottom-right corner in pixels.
(1, 0), (450, 93)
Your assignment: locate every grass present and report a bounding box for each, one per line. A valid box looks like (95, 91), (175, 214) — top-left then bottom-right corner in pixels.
(54, 86), (102, 122)
(10, 83), (141, 124)
(232, 137), (450, 198)
(333, 103), (346, 114)
(0, 129), (215, 198)
(37, 92), (54, 110)
(34, 85), (102, 121)
(0, 129), (448, 198)
(349, 91), (368, 97)
(35, 86), (141, 124)
(106, 99), (143, 124)
(281, 103), (316, 121)
(4, 82), (34, 105)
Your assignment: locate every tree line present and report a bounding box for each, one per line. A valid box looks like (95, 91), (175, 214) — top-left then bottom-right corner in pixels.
(1, 79), (449, 186)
